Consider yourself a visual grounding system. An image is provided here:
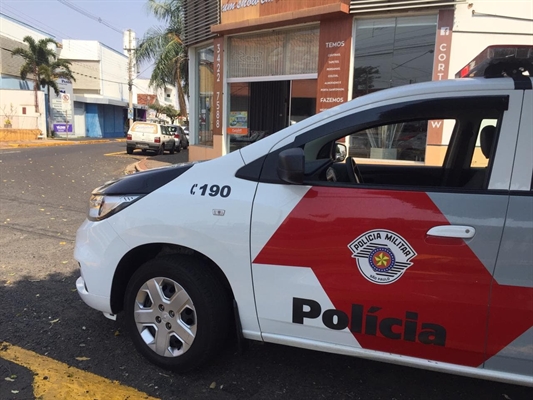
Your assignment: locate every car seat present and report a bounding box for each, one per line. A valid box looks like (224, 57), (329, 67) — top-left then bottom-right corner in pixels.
(464, 125), (496, 189)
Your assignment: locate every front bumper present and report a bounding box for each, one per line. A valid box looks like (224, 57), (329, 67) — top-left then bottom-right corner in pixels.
(74, 218), (131, 314)
(76, 275), (113, 314)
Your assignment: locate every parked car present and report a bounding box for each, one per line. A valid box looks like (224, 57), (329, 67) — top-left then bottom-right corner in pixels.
(182, 125), (190, 141)
(126, 122), (176, 155)
(169, 125), (189, 151)
(75, 46), (533, 386)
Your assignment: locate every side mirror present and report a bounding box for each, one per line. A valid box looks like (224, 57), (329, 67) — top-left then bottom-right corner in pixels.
(277, 148), (304, 184)
(333, 142), (347, 162)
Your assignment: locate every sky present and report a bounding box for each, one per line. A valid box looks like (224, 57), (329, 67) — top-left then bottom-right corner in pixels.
(1, 0), (161, 77)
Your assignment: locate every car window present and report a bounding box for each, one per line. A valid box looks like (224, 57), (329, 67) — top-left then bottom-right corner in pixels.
(304, 112), (503, 190)
(249, 95), (511, 189)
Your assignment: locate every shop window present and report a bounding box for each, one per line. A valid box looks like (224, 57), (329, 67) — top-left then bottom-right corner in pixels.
(228, 79), (318, 153)
(352, 15), (437, 98)
(228, 27), (319, 78)
(198, 46), (214, 147)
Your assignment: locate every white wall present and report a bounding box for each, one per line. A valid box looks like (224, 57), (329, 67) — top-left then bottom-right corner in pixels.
(450, 1), (533, 77)
(59, 40), (100, 61)
(60, 40), (129, 103)
(0, 89), (46, 132)
(100, 45), (129, 102)
(133, 78), (179, 108)
(0, 13), (53, 42)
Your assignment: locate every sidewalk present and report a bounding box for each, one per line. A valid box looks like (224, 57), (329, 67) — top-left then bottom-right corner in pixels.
(0, 137), (126, 149)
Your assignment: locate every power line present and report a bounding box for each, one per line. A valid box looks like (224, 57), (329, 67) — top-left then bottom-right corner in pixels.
(0, 8), (128, 73)
(56, 0), (124, 35)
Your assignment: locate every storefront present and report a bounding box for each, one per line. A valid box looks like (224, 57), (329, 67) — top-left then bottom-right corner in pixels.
(185, 0), (533, 163)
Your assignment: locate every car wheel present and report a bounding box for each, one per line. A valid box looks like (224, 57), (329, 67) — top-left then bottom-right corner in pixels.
(124, 256), (232, 371)
(158, 145), (164, 155)
(169, 143), (175, 154)
(126, 147), (134, 155)
(183, 140), (188, 150)
(176, 142), (182, 153)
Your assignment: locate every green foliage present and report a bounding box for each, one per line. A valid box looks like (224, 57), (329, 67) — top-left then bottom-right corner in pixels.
(11, 36), (76, 113)
(136, 0), (188, 119)
(148, 103), (180, 124)
(162, 104), (180, 123)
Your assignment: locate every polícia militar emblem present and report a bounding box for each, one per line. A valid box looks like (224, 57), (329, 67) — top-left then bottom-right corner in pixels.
(348, 229), (417, 285)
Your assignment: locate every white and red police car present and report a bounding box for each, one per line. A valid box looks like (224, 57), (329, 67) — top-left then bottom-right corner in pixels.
(75, 46), (533, 386)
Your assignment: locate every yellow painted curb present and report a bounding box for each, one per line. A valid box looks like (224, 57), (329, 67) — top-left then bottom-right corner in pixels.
(0, 342), (158, 400)
(0, 139), (126, 148)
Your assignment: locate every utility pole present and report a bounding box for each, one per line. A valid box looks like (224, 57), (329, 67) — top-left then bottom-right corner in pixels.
(124, 29), (136, 128)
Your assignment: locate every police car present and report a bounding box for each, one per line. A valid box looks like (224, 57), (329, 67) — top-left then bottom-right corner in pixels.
(75, 46), (533, 386)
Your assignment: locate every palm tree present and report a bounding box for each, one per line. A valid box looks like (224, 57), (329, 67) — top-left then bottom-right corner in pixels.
(11, 36), (59, 114)
(39, 59), (76, 97)
(136, 0), (188, 120)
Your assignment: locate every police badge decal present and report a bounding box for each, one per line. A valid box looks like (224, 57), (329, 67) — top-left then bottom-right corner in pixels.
(348, 229), (417, 285)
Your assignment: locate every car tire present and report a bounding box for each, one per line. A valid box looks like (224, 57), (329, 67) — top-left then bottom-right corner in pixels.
(158, 145), (164, 155)
(169, 143), (175, 154)
(176, 142), (182, 153)
(183, 141), (188, 150)
(124, 255), (232, 371)
(126, 147), (134, 155)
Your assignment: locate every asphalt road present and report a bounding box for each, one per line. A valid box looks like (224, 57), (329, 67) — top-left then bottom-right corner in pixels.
(0, 142), (532, 400)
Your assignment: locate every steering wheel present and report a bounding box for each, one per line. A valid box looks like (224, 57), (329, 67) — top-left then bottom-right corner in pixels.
(345, 157), (363, 184)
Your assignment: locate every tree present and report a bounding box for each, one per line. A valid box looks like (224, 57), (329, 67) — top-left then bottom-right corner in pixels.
(148, 103), (180, 124)
(11, 36), (75, 115)
(162, 104), (180, 124)
(148, 102), (165, 119)
(136, 0), (188, 120)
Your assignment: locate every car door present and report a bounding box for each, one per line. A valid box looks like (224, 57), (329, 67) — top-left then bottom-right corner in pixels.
(484, 89), (533, 380)
(249, 91), (522, 369)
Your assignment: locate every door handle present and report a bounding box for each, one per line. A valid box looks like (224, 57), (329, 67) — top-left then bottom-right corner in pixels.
(426, 225), (476, 239)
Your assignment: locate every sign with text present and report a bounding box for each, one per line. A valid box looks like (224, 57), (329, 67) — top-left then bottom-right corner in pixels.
(227, 111), (248, 135)
(316, 16), (352, 114)
(50, 78), (74, 134)
(213, 36), (224, 136)
(427, 9), (453, 146)
(220, 0), (342, 24)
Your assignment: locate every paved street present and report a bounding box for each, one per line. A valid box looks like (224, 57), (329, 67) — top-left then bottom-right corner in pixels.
(0, 142), (532, 400)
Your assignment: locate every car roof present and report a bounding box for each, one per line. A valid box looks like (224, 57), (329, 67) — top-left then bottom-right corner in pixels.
(239, 76), (529, 164)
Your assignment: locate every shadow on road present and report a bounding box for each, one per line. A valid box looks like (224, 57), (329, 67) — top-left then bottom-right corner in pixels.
(1, 272), (532, 400)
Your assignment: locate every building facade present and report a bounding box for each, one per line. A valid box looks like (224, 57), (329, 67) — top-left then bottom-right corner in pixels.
(0, 13), (53, 133)
(134, 78), (181, 123)
(59, 40), (137, 138)
(184, 0), (533, 163)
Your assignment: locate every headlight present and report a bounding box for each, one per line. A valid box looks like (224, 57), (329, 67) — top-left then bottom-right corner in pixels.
(88, 194), (143, 221)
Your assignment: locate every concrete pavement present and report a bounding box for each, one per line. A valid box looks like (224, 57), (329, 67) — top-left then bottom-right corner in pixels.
(0, 137), (177, 172)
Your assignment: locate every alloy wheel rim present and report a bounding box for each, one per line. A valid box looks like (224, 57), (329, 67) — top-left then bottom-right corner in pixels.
(134, 277), (197, 357)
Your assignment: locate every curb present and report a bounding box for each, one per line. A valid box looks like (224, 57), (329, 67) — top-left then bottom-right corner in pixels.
(0, 139), (126, 149)
(134, 159), (148, 172)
